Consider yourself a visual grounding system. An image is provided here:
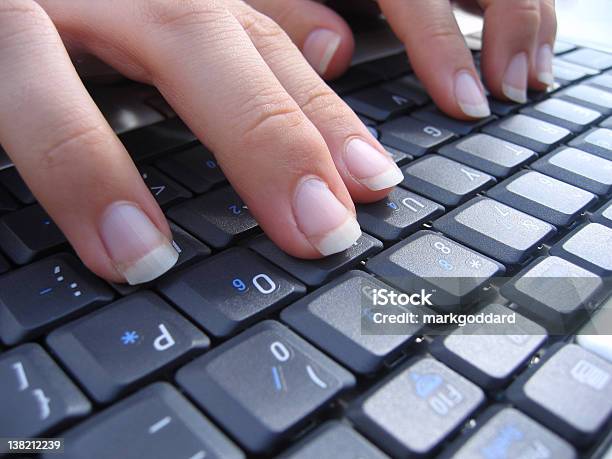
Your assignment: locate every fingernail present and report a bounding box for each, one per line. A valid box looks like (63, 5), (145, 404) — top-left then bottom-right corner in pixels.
(344, 138), (404, 191)
(454, 71), (491, 118)
(99, 202), (178, 285)
(502, 52), (528, 103)
(536, 44), (554, 86)
(303, 29), (342, 75)
(294, 177), (361, 256)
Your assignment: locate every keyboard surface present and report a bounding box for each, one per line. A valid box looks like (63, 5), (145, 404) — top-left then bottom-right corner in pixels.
(1, 37), (612, 459)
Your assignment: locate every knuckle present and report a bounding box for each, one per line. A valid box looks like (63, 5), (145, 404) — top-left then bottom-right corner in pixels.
(136, 0), (227, 29)
(511, 0), (541, 27)
(0, 0), (52, 39)
(299, 84), (343, 118)
(39, 122), (108, 172)
(418, 20), (461, 45)
(237, 9), (286, 42)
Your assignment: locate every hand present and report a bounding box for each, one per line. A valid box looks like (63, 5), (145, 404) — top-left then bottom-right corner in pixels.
(0, 0), (404, 284)
(248, 0), (556, 117)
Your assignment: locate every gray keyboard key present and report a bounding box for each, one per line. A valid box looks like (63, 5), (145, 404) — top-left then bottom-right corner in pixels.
(501, 256), (603, 332)
(556, 85), (612, 114)
(412, 105), (496, 135)
(433, 197), (556, 265)
(553, 41), (576, 55)
(591, 200), (612, 227)
(486, 170), (596, 226)
(401, 155), (495, 207)
(357, 187), (444, 242)
(587, 73), (612, 92)
(0, 343), (90, 438)
(438, 133), (537, 178)
(379, 117), (455, 157)
(279, 421), (389, 459)
(176, 321), (355, 454)
(47, 383), (244, 459)
(281, 271), (425, 374)
(532, 147), (612, 196)
(602, 115), (612, 128)
(366, 230), (503, 312)
(560, 48), (612, 70)
(441, 407), (576, 459)
(521, 98), (602, 133)
(349, 357), (484, 457)
(483, 114), (571, 153)
(507, 343), (612, 445)
(550, 223), (612, 276)
(430, 304), (546, 389)
(570, 127), (612, 159)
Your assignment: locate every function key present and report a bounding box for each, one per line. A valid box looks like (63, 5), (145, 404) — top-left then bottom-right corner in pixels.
(560, 48), (612, 71)
(379, 117), (455, 157)
(0, 343), (90, 438)
(176, 321), (355, 454)
(51, 383), (244, 459)
(0, 253), (114, 345)
(159, 247), (305, 338)
(433, 197), (556, 265)
(507, 343), (612, 446)
(47, 292), (209, 403)
(349, 357), (484, 457)
(521, 98), (602, 133)
(550, 223), (612, 276)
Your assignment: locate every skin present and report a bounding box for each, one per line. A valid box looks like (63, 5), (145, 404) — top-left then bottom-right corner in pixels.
(0, 0), (556, 283)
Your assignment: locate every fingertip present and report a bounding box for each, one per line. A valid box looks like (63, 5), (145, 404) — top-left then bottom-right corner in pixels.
(303, 25), (353, 80)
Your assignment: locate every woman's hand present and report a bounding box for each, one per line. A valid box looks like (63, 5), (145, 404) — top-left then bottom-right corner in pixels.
(248, 0), (556, 117)
(0, 0), (404, 284)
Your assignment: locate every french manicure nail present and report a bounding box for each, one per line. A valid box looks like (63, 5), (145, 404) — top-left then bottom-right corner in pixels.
(536, 44), (554, 86)
(99, 202), (178, 285)
(303, 29), (342, 75)
(344, 138), (404, 191)
(454, 71), (491, 118)
(502, 52), (529, 103)
(294, 177), (361, 256)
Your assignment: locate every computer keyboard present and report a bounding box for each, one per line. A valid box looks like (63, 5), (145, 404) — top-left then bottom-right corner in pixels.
(0, 37), (611, 459)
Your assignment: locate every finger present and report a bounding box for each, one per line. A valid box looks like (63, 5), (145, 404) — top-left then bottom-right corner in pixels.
(245, 0), (354, 79)
(533, 0), (557, 88)
(478, 0), (541, 102)
(232, 2), (404, 204)
(378, 0), (490, 119)
(41, 0), (362, 258)
(0, 0), (178, 284)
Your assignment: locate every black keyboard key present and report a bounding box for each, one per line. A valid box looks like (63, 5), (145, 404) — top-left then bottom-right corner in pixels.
(433, 197), (556, 265)
(521, 98), (602, 133)
(359, 53), (411, 80)
(329, 67), (382, 95)
(560, 48), (612, 71)
(501, 256), (603, 332)
(168, 187), (258, 249)
(279, 421), (388, 459)
(488, 96), (521, 117)
(159, 247), (305, 338)
(507, 343), (612, 445)
(0, 253), (8, 274)
(379, 117), (455, 157)
(349, 357), (484, 458)
(587, 73), (612, 92)
(591, 200), (612, 227)
(281, 271), (425, 374)
(0, 343), (90, 438)
(357, 187), (444, 242)
(569, 127), (612, 159)
(442, 406), (576, 459)
(487, 170), (596, 226)
(50, 383), (244, 459)
(555, 85), (612, 114)
(483, 114), (571, 153)
(0, 205), (67, 264)
(344, 87), (413, 121)
(366, 230), (503, 312)
(412, 105), (496, 135)
(532, 147), (612, 196)
(382, 75), (430, 106)
(0, 167), (35, 204)
(431, 304), (546, 389)
(0, 254), (113, 345)
(176, 320), (355, 454)
(249, 233), (382, 287)
(155, 145), (226, 193)
(119, 117), (197, 163)
(47, 292), (209, 403)
(0, 187), (18, 214)
(438, 133), (537, 178)
(401, 155), (495, 207)
(383, 145), (412, 166)
(550, 223), (612, 276)
(140, 166), (191, 208)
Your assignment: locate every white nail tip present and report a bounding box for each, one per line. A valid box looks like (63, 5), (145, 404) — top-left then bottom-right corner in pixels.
(318, 34), (341, 75)
(538, 72), (555, 86)
(360, 166), (404, 191)
(315, 217), (361, 256)
(122, 242), (179, 285)
(458, 101), (492, 118)
(502, 83), (528, 104)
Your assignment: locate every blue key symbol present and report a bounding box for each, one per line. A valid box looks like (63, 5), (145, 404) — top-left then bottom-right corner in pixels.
(386, 201), (399, 211)
(121, 331), (140, 345)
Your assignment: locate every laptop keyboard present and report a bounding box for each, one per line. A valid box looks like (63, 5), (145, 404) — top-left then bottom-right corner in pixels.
(0, 38), (611, 459)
